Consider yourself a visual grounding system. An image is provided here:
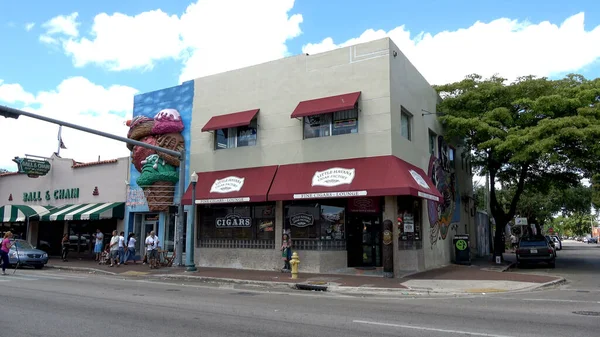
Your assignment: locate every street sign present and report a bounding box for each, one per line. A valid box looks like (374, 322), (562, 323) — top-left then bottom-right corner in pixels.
(12, 157), (51, 177)
(515, 217), (528, 226)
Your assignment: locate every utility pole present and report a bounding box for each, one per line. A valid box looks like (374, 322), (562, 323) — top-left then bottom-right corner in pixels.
(1, 104), (186, 267)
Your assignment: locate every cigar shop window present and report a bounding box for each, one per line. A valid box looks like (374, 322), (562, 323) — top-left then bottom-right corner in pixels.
(215, 119), (258, 150)
(303, 107), (359, 139)
(397, 197), (422, 249)
(284, 201), (346, 250)
(198, 203), (275, 249)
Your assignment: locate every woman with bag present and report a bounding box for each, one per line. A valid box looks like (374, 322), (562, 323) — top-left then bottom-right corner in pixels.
(280, 233), (292, 273)
(1, 231), (14, 275)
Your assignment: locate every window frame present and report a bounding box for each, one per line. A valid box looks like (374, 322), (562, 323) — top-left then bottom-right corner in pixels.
(214, 119), (258, 150)
(302, 106), (359, 140)
(198, 203), (276, 241)
(428, 130), (437, 156)
(400, 107), (413, 141)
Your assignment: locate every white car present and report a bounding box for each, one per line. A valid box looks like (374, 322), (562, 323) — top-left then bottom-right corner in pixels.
(551, 236), (562, 250)
(583, 237), (589, 243)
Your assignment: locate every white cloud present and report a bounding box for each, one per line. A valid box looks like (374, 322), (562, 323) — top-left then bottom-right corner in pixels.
(0, 80), (36, 105)
(25, 22), (35, 31)
(41, 0), (303, 81)
(0, 77), (137, 170)
(40, 12), (80, 44)
(303, 13), (600, 85)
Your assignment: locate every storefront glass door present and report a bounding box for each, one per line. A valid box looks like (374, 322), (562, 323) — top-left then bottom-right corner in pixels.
(347, 214), (382, 268)
(136, 213), (158, 253)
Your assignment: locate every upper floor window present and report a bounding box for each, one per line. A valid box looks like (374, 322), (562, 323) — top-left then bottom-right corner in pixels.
(428, 130), (437, 155)
(401, 107), (412, 140)
(215, 119), (257, 150)
(303, 108), (359, 139)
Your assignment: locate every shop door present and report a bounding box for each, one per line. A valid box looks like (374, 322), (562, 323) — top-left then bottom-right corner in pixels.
(347, 215), (382, 268)
(140, 213), (159, 252)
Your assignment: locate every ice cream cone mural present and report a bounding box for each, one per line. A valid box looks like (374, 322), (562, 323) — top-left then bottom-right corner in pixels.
(126, 109), (185, 212)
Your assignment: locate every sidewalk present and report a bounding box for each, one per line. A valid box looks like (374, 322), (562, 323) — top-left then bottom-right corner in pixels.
(45, 257), (563, 295)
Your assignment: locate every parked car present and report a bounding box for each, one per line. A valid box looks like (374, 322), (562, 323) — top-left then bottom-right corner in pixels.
(587, 237), (598, 244)
(8, 239), (49, 269)
(583, 237), (589, 243)
(545, 235), (557, 252)
(516, 236), (556, 268)
(551, 235), (562, 250)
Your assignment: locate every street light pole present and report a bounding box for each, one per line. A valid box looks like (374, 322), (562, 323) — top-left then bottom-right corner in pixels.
(186, 171), (198, 272)
(1, 104), (188, 267)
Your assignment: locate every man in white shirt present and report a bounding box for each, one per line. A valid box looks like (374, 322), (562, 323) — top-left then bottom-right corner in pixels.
(145, 231), (160, 269)
(109, 230), (119, 267)
(94, 229), (104, 261)
(118, 231), (126, 265)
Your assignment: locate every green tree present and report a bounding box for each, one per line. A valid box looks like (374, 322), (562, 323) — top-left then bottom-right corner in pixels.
(436, 74), (600, 258)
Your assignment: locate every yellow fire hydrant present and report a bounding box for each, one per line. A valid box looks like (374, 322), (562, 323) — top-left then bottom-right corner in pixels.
(290, 252), (300, 279)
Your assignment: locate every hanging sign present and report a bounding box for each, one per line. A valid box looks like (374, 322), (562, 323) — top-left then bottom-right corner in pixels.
(210, 176), (245, 194)
(13, 157), (51, 177)
(311, 167), (355, 187)
(216, 214), (251, 228)
(290, 212), (314, 227)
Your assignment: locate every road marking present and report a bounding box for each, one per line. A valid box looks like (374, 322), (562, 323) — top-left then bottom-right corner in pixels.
(495, 297), (600, 304)
(353, 320), (515, 337)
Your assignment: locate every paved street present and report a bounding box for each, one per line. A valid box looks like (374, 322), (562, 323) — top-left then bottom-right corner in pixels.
(1, 242), (599, 337)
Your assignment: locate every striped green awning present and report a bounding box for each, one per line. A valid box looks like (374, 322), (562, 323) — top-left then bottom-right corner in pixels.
(39, 202), (125, 221)
(0, 205), (54, 222)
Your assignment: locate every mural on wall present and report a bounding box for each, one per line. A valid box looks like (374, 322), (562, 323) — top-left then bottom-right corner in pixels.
(427, 136), (461, 247)
(125, 82), (194, 212)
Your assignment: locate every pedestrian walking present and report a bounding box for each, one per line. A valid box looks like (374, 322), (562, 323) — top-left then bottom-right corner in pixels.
(109, 230), (119, 267)
(280, 233), (292, 272)
(94, 229), (104, 261)
(1, 231), (14, 275)
(145, 231), (159, 269)
(124, 232), (137, 265)
(61, 233), (70, 262)
(118, 231), (126, 265)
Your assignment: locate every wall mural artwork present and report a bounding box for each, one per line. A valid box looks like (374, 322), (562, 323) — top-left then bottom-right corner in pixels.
(427, 136), (461, 247)
(125, 82), (194, 212)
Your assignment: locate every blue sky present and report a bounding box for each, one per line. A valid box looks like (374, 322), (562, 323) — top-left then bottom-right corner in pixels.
(0, 0), (599, 169)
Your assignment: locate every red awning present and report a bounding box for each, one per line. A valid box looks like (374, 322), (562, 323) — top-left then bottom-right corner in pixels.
(290, 92), (361, 118)
(201, 109), (259, 132)
(181, 165), (278, 205)
(268, 155), (442, 202)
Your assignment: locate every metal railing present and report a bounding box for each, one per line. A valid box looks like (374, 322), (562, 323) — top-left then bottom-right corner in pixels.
(292, 239), (346, 251)
(198, 239), (275, 249)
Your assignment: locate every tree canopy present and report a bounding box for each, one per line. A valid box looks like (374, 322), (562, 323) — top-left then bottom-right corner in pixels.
(435, 74), (600, 256)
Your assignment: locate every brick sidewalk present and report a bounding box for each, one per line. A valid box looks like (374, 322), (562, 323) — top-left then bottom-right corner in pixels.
(46, 257), (559, 288)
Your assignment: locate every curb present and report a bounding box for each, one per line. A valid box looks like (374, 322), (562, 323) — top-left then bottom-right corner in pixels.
(42, 265), (562, 297)
(45, 264), (117, 275)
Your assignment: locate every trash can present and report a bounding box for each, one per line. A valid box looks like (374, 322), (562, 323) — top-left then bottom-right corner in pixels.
(453, 234), (471, 265)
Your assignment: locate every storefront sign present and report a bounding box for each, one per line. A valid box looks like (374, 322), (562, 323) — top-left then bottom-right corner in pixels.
(290, 212), (314, 227)
(294, 190), (367, 199)
(13, 157), (51, 177)
(216, 214), (252, 228)
(196, 197), (250, 204)
(311, 167), (355, 187)
(417, 191), (439, 202)
(210, 176), (245, 194)
(347, 197), (380, 213)
(22, 188), (80, 202)
(409, 170), (430, 189)
(403, 213), (415, 233)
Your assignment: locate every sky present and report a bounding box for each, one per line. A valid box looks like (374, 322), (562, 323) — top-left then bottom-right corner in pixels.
(0, 0), (599, 171)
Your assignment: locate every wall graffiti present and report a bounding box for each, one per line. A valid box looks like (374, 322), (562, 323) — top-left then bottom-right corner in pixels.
(427, 136), (461, 247)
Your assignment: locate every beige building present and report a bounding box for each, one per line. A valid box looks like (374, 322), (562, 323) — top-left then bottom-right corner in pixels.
(181, 38), (475, 276)
(0, 154), (128, 256)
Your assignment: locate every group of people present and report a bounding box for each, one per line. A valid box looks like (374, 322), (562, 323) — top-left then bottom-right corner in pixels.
(96, 230), (161, 269)
(59, 229), (161, 269)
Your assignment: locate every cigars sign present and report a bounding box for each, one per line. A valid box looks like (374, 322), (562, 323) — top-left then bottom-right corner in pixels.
(210, 176), (245, 194)
(216, 214), (251, 228)
(311, 167), (355, 187)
